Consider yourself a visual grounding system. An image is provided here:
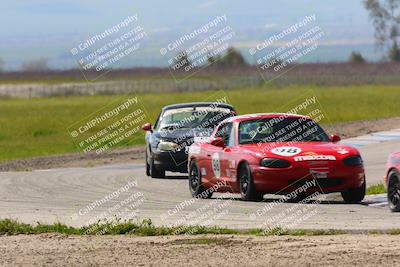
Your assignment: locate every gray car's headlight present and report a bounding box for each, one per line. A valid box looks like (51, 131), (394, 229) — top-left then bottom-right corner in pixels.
(157, 141), (179, 152)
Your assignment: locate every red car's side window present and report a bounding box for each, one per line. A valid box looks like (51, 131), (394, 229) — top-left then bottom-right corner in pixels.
(215, 123), (233, 146)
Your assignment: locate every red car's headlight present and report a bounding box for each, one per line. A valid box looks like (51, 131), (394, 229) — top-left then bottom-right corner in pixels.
(343, 155), (363, 167)
(260, 158), (291, 168)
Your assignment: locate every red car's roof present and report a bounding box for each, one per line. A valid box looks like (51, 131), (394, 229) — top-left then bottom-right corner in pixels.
(224, 113), (311, 123)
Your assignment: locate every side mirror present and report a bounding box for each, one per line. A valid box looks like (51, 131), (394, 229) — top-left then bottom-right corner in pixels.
(210, 137), (225, 148)
(142, 123), (152, 132)
(330, 134), (341, 143)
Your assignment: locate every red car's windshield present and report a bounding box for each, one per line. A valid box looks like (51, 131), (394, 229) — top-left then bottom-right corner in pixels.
(238, 117), (330, 144)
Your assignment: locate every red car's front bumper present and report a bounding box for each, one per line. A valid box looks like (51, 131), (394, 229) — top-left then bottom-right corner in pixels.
(250, 164), (365, 194)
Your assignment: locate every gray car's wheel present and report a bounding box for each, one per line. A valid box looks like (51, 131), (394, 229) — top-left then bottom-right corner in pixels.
(150, 158), (165, 178)
(387, 170), (400, 212)
(145, 150), (151, 177)
(239, 162), (263, 201)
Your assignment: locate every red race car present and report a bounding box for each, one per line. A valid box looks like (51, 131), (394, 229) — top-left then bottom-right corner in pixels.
(187, 113), (366, 202)
(385, 152), (400, 212)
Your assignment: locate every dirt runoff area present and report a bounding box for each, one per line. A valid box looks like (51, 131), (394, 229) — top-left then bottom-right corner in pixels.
(1, 234), (400, 266)
(1, 117), (400, 172)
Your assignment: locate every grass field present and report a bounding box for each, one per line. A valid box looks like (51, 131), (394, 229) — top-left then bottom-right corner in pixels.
(0, 84), (399, 162)
(0, 218), (345, 236)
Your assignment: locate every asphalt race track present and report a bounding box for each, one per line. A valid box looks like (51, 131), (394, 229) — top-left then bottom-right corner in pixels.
(1, 131), (400, 231)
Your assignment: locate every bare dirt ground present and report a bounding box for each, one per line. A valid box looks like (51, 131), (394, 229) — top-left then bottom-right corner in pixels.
(1, 234), (400, 266)
(330, 117), (400, 139)
(1, 117), (399, 172)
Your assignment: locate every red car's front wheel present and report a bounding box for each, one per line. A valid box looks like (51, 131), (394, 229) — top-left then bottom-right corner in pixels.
(388, 170), (400, 212)
(341, 177), (365, 203)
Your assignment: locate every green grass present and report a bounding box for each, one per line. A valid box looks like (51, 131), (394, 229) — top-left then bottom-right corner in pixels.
(366, 183), (387, 195)
(0, 84), (400, 162)
(10, 218), (400, 236)
(0, 218), (346, 236)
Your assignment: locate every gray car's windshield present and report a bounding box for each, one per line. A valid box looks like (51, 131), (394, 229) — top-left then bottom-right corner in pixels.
(239, 117), (330, 144)
(158, 107), (233, 131)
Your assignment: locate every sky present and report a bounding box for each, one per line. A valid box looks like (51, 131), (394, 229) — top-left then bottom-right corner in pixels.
(0, 0), (378, 70)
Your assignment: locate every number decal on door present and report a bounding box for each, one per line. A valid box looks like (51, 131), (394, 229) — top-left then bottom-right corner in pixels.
(211, 153), (221, 179)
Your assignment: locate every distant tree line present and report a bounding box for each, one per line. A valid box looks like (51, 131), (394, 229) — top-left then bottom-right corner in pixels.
(0, 57), (51, 73)
(21, 58), (50, 72)
(207, 47), (248, 67)
(173, 47), (248, 70)
(349, 51), (366, 63)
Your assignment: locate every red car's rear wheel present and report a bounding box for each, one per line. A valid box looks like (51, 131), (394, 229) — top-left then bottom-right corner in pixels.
(239, 163), (263, 201)
(188, 161), (212, 199)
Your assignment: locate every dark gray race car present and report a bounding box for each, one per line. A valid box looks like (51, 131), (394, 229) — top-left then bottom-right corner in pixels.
(142, 102), (236, 178)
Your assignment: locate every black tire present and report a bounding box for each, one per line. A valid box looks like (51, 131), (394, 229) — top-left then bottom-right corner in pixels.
(145, 150), (150, 177)
(188, 160), (213, 198)
(387, 170), (400, 212)
(150, 158), (165, 178)
(239, 162), (263, 201)
(341, 177), (366, 203)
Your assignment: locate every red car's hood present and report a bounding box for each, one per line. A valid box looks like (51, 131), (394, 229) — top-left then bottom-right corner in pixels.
(239, 142), (359, 160)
